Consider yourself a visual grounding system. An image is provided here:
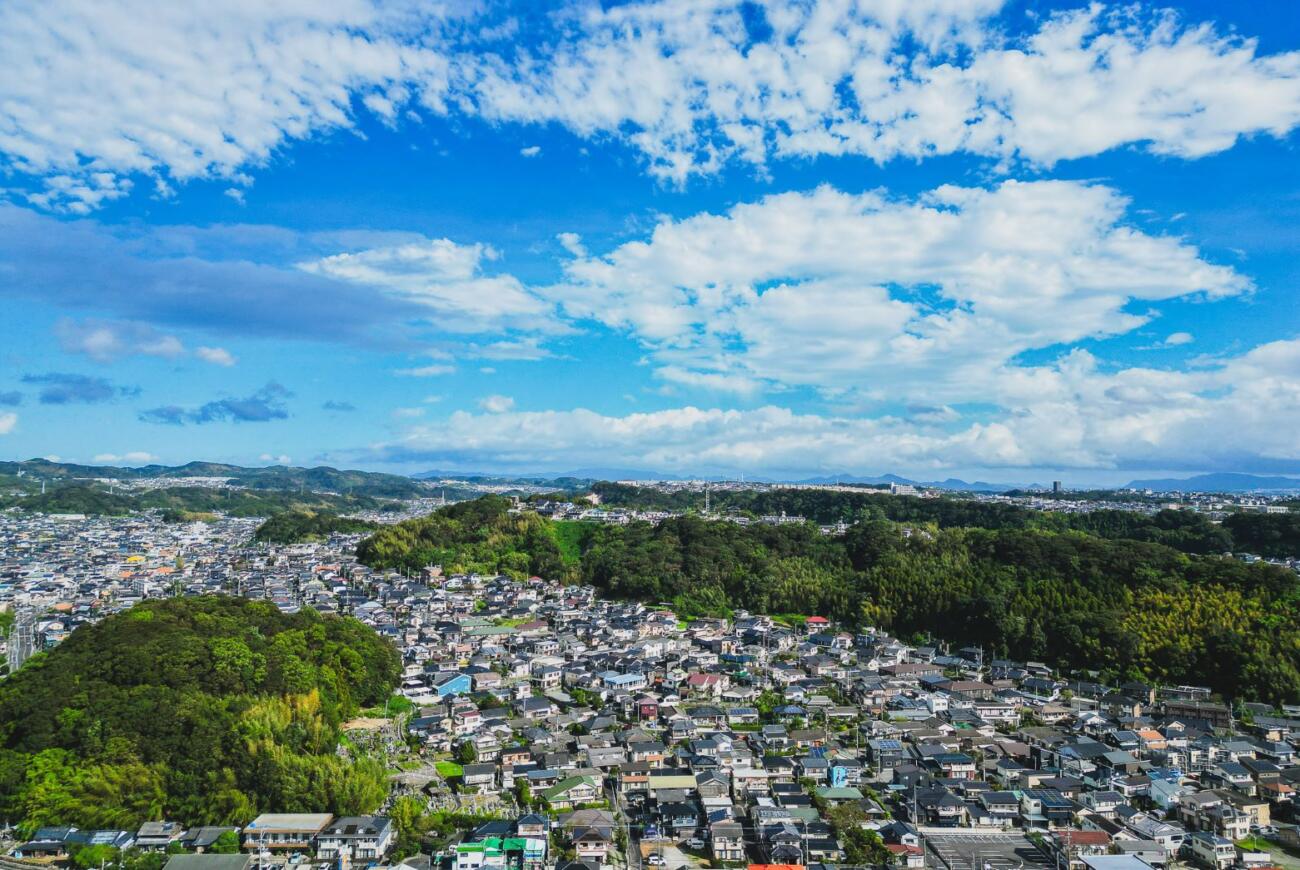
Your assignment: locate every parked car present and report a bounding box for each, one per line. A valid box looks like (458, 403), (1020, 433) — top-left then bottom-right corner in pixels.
(647, 854), (665, 866)
(684, 838), (705, 850)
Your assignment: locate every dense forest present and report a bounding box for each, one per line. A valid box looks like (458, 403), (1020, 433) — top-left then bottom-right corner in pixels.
(253, 510), (379, 543)
(0, 597), (399, 832)
(359, 497), (1300, 703)
(1223, 512), (1300, 559)
(357, 496), (574, 580)
(585, 483), (1296, 557)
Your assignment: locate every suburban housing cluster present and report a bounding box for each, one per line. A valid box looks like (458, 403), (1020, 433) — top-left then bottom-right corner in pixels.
(3, 511), (1300, 870)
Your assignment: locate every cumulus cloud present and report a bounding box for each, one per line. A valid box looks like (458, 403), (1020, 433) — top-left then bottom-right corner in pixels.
(556, 232), (587, 257)
(55, 318), (184, 363)
(519, 145), (542, 157)
(22, 372), (136, 404)
(0, 412), (15, 435)
(1164, 332), (1195, 346)
(478, 394), (515, 413)
(549, 180), (1247, 403)
(54, 319), (239, 367)
(300, 237), (558, 334)
(369, 338), (1300, 474)
(93, 451), (158, 464)
(0, 0), (455, 210)
(139, 382), (291, 425)
(195, 346), (237, 366)
(5, 2), (1300, 203)
(466, 1), (1300, 183)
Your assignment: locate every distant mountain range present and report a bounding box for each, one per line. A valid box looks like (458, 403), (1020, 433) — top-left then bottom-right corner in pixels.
(1123, 472), (1300, 492)
(1, 458), (428, 498)
(414, 467), (1028, 492)
(792, 473), (1029, 492)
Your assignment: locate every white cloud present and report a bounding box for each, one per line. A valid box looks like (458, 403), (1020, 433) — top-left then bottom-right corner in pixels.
(549, 180), (1247, 403)
(55, 319), (243, 367)
(519, 145), (542, 157)
(301, 237), (557, 333)
(373, 338), (1300, 474)
(0, 412), (15, 435)
(556, 232), (587, 257)
(195, 346), (237, 366)
(392, 406), (426, 419)
(55, 318), (185, 362)
(1164, 331), (1194, 346)
(93, 451), (158, 464)
(258, 453), (291, 464)
(0, 0), (454, 210)
(471, 337), (553, 361)
(478, 394), (515, 413)
(466, 1), (1300, 183)
(6, 2), (1300, 204)
(395, 364), (457, 377)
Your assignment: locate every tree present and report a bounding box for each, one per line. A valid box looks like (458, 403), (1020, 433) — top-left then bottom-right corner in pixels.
(515, 780), (533, 810)
(72, 844), (119, 870)
(211, 831), (241, 854)
(454, 741), (478, 765)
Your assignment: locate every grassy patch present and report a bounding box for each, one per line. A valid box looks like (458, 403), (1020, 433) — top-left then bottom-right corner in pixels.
(361, 693), (416, 718)
(435, 761), (464, 779)
(550, 520), (596, 565)
(1237, 837), (1275, 853)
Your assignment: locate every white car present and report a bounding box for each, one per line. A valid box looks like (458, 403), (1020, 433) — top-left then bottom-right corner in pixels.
(646, 855), (666, 866)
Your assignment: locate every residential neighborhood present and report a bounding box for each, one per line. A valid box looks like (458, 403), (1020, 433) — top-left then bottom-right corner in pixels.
(4, 508), (1300, 870)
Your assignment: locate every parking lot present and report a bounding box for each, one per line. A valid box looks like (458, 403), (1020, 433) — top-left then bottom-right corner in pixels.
(926, 832), (1055, 870)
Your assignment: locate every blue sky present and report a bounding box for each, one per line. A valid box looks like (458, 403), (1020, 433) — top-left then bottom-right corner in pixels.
(1, 0), (1299, 483)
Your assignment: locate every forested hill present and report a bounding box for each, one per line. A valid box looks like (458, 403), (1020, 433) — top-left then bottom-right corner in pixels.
(0, 596), (400, 832)
(584, 482), (1300, 557)
(358, 497), (1300, 703)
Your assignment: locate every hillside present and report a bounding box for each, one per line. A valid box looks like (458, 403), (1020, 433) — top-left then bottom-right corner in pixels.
(253, 510), (379, 543)
(357, 495), (570, 580)
(0, 596), (400, 832)
(0, 459), (428, 499)
(582, 483), (1300, 557)
(13, 483), (385, 518)
(1125, 472), (1300, 492)
(358, 497), (1300, 703)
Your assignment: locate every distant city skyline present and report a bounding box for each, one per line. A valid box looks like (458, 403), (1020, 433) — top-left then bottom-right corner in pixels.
(2, 0), (1300, 481)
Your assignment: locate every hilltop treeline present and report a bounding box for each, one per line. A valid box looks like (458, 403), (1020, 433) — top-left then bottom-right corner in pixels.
(253, 510), (379, 543)
(587, 483), (1299, 557)
(1223, 512), (1300, 559)
(357, 496), (570, 579)
(0, 597), (399, 832)
(359, 497), (1300, 703)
